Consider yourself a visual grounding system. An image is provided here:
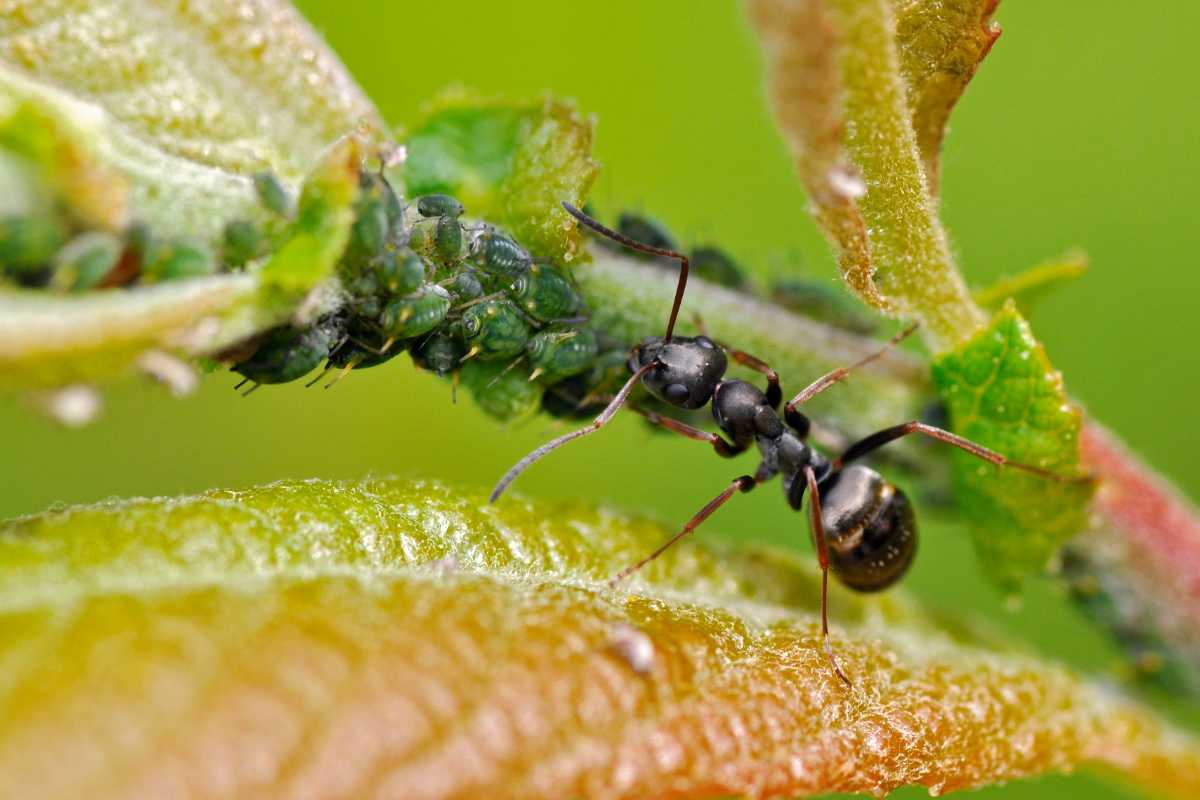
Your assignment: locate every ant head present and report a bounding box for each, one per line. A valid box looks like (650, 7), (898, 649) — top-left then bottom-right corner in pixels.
(629, 335), (727, 409)
(820, 465), (917, 592)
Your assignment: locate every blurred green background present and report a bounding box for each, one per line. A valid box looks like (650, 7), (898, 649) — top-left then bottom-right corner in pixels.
(2, 2), (1197, 797)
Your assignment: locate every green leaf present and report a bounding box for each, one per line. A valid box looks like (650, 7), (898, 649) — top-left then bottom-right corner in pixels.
(1, 478), (1197, 798)
(931, 301), (1094, 589)
(404, 94), (599, 263)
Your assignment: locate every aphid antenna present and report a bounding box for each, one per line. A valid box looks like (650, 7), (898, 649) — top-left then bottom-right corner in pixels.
(486, 355), (528, 389)
(561, 202), (690, 341)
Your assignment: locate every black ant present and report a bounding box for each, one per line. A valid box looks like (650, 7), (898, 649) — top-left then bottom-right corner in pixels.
(490, 202), (1087, 686)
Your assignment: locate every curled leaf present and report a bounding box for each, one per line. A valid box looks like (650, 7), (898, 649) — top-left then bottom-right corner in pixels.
(1, 478), (1197, 799)
(893, 0), (1002, 193)
(0, 0), (387, 241)
(748, 0), (987, 348)
(403, 94), (599, 263)
(0, 137), (361, 391)
(931, 301), (1093, 589)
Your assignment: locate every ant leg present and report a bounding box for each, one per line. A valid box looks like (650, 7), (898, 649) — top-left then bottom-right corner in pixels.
(610, 474), (759, 586)
(489, 363), (654, 502)
(629, 406), (747, 457)
(784, 323), (919, 418)
(835, 421), (1093, 483)
(804, 465), (853, 687)
(562, 202), (690, 341)
(690, 314), (782, 409)
(725, 349), (782, 409)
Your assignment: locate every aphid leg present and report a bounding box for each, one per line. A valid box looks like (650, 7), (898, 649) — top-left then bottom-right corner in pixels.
(562, 202), (690, 341)
(240, 381), (262, 397)
(234, 377), (250, 391)
(833, 421), (1094, 483)
(489, 363), (654, 502)
(304, 365), (334, 388)
(451, 371), (460, 404)
(785, 322), (920, 415)
(609, 473), (758, 587)
(629, 406), (747, 458)
(804, 465), (853, 687)
(323, 359), (359, 389)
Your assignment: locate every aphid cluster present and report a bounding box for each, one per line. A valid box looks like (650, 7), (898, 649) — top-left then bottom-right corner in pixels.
(0, 172), (294, 293)
(229, 174), (633, 417)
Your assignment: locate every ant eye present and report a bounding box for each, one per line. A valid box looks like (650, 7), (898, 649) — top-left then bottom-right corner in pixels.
(663, 383), (690, 404)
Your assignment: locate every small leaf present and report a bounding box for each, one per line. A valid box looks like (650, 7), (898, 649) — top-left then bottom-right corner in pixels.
(931, 301), (1094, 589)
(1, 478), (1197, 799)
(972, 249), (1089, 316)
(0, 0), (387, 242)
(259, 135), (364, 293)
(893, 0), (1002, 193)
(404, 94), (599, 263)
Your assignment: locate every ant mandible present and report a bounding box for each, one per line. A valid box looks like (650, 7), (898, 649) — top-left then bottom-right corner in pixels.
(490, 202), (1085, 686)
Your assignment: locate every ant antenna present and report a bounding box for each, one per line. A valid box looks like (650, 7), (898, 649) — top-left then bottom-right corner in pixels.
(489, 362), (654, 502)
(562, 202), (690, 341)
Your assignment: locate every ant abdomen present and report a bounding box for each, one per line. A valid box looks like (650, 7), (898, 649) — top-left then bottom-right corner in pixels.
(820, 465), (918, 592)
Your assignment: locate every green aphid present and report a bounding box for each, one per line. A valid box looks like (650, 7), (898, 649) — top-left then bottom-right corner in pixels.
(378, 283), (452, 341)
(460, 358), (543, 422)
(140, 239), (216, 283)
(460, 299), (530, 360)
(381, 175), (404, 230)
(222, 219), (264, 268)
(411, 331), (465, 377)
(527, 327), (599, 384)
(769, 278), (877, 335)
(470, 226), (531, 281)
(450, 269), (484, 301)
(416, 194), (464, 218)
(508, 264), (582, 323)
(253, 172), (292, 217)
(616, 211), (677, 252)
(375, 248), (426, 296)
(408, 216), (465, 269)
(691, 245), (748, 290)
(342, 271), (384, 318)
(345, 172), (391, 265)
(51, 231), (122, 291)
(233, 315), (346, 386)
(0, 214), (68, 278)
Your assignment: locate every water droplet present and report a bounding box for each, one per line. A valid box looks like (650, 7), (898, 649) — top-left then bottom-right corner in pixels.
(44, 385), (101, 427)
(609, 622), (656, 675)
(827, 165), (867, 200)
